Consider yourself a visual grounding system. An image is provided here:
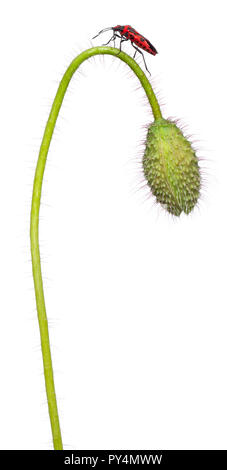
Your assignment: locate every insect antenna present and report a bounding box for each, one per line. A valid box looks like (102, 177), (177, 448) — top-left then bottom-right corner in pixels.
(92, 27), (113, 39)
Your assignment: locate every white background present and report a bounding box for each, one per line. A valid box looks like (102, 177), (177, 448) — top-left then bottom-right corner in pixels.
(0, 0), (226, 450)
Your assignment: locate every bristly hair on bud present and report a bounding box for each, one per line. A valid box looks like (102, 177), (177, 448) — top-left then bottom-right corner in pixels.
(143, 118), (201, 216)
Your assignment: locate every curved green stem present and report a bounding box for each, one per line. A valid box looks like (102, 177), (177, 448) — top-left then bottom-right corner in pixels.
(30, 46), (162, 450)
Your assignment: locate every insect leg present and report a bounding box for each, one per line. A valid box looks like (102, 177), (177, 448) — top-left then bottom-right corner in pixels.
(116, 37), (128, 55)
(113, 33), (122, 48)
(131, 43), (151, 75)
(102, 34), (117, 46)
(120, 38), (128, 51)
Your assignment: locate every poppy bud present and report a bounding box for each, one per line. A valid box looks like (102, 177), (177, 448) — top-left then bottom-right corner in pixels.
(143, 118), (200, 216)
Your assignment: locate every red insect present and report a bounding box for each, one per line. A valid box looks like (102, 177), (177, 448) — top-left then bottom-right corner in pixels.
(92, 25), (158, 74)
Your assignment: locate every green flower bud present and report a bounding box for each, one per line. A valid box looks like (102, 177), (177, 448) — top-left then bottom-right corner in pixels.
(143, 118), (201, 216)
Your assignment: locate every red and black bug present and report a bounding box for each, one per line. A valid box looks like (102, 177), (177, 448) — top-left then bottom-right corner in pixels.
(92, 25), (158, 74)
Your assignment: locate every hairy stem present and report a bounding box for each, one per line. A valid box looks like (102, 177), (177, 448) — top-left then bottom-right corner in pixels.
(30, 46), (162, 450)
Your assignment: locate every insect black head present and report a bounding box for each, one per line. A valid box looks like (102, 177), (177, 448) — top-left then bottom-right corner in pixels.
(113, 25), (124, 32)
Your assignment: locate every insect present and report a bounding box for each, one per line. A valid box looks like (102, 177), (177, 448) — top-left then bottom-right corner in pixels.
(92, 25), (158, 75)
